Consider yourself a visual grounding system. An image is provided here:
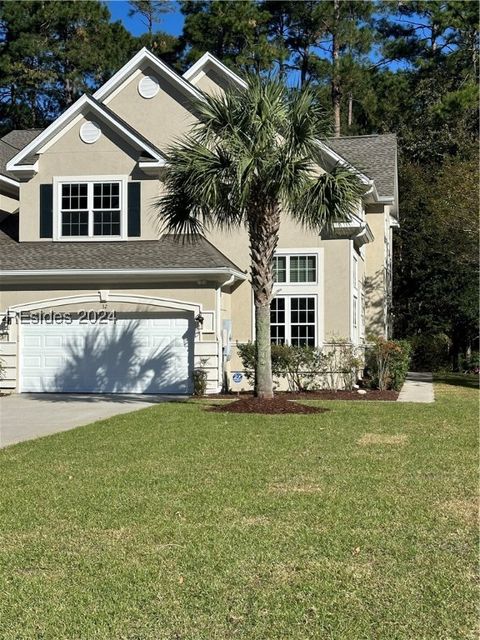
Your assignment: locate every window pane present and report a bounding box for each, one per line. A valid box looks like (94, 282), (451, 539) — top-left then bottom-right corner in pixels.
(289, 255), (316, 283)
(61, 211), (88, 236)
(93, 210), (121, 236)
(270, 297), (286, 344)
(273, 256), (287, 283)
(61, 183), (87, 210)
(290, 297), (315, 347)
(93, 182), (120, 210)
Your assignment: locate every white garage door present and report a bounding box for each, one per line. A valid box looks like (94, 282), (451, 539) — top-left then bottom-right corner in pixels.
(20, 314), (194, 394)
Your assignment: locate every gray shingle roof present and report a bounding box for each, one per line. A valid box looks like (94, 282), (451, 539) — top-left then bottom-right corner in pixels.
(0, 230), (242, 273)
(326, 134), (397, 198)
(2, 129), (43, 150)
(0, 129), (43, 179)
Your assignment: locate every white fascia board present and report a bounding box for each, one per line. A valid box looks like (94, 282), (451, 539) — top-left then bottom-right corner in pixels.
(0, 174), (20, 188)
(93, 47), (204, 102)
(6, 95), (165, 172)
(0, 267), (247, 283)
(138, 160), (167, 172)
(183, 52), (248, 89)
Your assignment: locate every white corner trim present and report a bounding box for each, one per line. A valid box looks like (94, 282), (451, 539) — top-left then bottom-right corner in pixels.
(183, 52), (248, 89)
(6, 94), (165, 172)
(93, 47), (204, 102)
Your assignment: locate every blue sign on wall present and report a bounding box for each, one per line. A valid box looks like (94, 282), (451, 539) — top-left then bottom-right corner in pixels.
(232, 372), (243, 384)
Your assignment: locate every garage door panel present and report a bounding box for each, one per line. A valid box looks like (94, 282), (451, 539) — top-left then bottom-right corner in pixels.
(21, 315), (194, 394)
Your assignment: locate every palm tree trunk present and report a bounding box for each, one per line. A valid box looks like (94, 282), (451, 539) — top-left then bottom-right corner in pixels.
(248, 203), (280, 399)
(254, 302), (273, 398)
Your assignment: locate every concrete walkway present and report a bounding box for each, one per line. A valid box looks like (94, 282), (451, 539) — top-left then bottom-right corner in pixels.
(0, 393), (180, 448)
(397, 372), (434, 403)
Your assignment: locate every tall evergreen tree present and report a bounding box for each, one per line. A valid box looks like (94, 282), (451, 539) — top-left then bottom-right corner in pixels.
(0, 1), (134, 134)
(128, 1), (173, 38)
(262, 1), (376, 134)
(179, 0), (277, 72)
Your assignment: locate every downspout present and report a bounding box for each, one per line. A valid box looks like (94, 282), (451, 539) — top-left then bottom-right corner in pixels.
(216, 275), (235, 392)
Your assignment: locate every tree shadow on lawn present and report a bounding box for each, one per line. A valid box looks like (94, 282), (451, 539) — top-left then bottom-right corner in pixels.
(434, 374), (479, 390)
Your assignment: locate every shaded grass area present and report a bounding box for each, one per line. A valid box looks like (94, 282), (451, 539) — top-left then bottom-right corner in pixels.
(0, 376), (478, 639)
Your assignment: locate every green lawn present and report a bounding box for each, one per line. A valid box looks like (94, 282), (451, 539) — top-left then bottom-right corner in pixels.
(1, 376), (478, 640)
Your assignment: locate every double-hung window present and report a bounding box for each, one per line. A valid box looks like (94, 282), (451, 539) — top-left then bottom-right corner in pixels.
(270, 297), (316, 347)
(58, 179), (123, 239)
(273, 254), (316, 284)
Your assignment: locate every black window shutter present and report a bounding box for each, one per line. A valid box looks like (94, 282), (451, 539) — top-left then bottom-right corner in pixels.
(127, 182), (141, 237)
(39, 184), (53, 238)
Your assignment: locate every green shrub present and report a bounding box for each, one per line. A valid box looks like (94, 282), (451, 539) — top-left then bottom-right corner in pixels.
(409, 333), (451, 371)
(323, 338), (363, 391)
(366, 337), (411, 391)
(192, 368), (208, 396)
(237, 342), (329, 392)
(460, 350), (479, 373)
(236, 342), (286, 385)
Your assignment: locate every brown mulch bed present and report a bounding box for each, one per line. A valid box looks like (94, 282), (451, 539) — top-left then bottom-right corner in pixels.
(206, 395), (330, 415)
(208, 389), (398, 402)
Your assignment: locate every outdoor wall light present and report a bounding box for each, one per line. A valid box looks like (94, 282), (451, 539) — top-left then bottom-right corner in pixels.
(195, 313), (204, 330)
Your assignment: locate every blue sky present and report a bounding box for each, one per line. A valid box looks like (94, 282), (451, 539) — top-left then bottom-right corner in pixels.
(105, 0), (416, 75)
(107, 1), (184, 36)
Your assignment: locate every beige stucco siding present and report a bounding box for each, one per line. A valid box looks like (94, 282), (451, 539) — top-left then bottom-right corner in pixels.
(322, 238), (351, 340)
(193, 68), (233, 96)
(19, 114), (161, 242)
(365, 205), (389, 337)
(106, 66), (197, 152)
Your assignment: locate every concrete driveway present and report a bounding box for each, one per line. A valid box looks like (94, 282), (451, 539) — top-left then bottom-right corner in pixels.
(0, 393), (179, 448)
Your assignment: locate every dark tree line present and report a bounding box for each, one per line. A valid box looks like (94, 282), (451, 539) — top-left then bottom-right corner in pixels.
(1, 0), (478, 365)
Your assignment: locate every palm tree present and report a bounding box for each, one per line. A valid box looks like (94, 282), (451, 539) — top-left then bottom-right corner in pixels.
(156, 76), (364, 399)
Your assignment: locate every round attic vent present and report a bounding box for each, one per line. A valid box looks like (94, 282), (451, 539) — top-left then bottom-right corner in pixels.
(138, 75), (159, 99)
(80, 121), (101, 144)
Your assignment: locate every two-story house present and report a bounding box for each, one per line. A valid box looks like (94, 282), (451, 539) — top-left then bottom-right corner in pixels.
(0, 49), (398, 394)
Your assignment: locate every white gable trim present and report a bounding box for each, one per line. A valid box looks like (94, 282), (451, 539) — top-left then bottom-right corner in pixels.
(94, 47), (204, 103)
(183, 52), (248, 89)
(0, 174), (19, 189)
(6, 94), (166, 173)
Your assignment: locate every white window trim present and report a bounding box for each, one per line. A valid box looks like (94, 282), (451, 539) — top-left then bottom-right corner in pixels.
(53, 175), (128, 242)
(352, 255), (358, 292)
(250, 248), (324, 345)
(273, 250), (319, 285)
(271, 294), (318, 347)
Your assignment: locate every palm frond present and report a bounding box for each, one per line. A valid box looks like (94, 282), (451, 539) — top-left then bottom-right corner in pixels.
(288, 165), (366, 232)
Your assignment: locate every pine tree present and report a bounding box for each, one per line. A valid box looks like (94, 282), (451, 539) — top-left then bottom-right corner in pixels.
(179, 0), (277, 73)
(0, 1), (134, 133)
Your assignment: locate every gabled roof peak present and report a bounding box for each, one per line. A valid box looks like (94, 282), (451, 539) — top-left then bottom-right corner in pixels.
(183, 52), (247, 89)
(93, 47), (204, 103)
(6, 93), (166, 175)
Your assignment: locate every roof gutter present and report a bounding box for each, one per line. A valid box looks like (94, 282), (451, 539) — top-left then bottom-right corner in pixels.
(0, 267), (247, 284)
